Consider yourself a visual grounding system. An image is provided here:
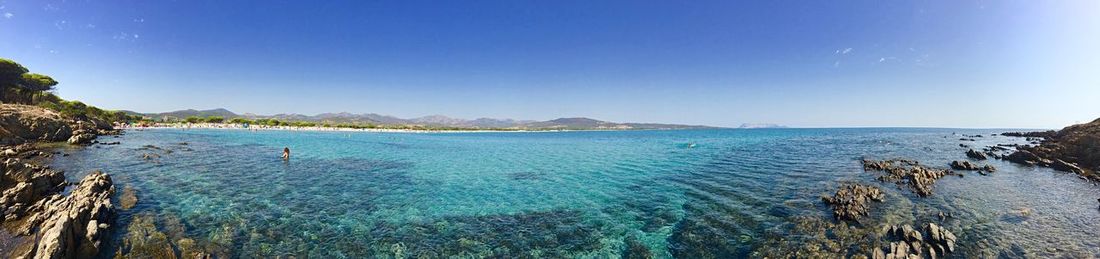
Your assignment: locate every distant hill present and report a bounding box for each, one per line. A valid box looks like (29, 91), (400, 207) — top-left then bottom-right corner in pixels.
(134, 108), (712, 130)
(140, 108), (238, 120)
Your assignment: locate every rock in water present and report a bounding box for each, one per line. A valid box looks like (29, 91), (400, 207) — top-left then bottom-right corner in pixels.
(67, 133), (97, 145)
(15, 171), (115, 258)
(1003, 118), (1100, 180)
(875, 222), (959, 258)
(966, 149), (987, 160)
(862, 159), (951, 197)
(950, 160), (980, 171)
(822, 184), (884, 221)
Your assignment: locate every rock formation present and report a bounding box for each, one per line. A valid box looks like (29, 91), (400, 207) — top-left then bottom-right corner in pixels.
(0, 158), (66, 222)
(872, 223), (957, 259)
(8, 172), (115, 258)
(862, 159), (952, 197)
(965, 149), (986, 160)
(822, 184), (884, 221)
(1002, 118), (1100, 180)
(0, 105), (73, 145)
(0, 103), (121, 258)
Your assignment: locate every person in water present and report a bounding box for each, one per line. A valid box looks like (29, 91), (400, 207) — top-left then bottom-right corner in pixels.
(282, 147), (290, 160)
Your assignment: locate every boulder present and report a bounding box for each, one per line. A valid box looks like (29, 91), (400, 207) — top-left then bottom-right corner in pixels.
(950, 160), (980, 171)
(67, 133), (97, 145)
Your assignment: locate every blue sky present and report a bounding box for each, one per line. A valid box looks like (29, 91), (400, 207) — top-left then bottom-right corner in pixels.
(1, 1), (1098, 128)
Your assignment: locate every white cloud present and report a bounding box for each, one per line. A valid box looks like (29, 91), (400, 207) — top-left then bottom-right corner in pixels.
(842, 48), (853, 54)
(3, 12), (12, 19)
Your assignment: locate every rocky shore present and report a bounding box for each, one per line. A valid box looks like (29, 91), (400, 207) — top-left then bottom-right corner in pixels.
(1001, 118), (1100, 181)
(0, 104), (120, 258)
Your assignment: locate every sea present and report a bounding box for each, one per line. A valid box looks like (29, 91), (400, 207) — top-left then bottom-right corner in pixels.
(45, 128), (1100, 258)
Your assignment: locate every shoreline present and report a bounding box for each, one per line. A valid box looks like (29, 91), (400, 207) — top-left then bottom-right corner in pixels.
(117, 123), (694, 133)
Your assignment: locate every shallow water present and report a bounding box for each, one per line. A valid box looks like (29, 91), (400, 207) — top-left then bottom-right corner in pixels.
(47, 128), (1100, 258)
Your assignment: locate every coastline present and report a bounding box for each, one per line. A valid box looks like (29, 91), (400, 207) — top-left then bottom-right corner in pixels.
(117, 122), (692, 133)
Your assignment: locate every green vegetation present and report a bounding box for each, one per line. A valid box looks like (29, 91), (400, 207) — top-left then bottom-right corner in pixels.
(204, 116), (224, 123)
(1, 58), (58, 104)
(2, 58), (136, 123)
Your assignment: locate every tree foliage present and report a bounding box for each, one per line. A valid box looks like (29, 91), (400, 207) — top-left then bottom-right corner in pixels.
(20, 73), (58, 91)
(0, 58), (59, 103)
(204, 116), (225, 123)
(0, 57), (133, 123)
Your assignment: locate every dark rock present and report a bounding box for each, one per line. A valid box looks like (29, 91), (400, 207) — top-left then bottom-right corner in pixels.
(1005, 150), (1047, 166)
(623, 235), (653, 259)
(1002, 130), (1055, 138)
(1003, 118), (1100, 180)
(966, 149), (987, 160)
(1050, 159), (1086, 175)
(950, 160), (980, 171)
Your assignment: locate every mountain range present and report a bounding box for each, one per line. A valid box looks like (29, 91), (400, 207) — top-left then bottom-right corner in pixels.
(125, 108), (713, 130)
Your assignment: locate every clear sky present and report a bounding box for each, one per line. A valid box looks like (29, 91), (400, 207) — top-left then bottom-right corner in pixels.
(1, 1), (1098, 128)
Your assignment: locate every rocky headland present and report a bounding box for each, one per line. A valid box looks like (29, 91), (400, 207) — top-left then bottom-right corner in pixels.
(0, 104), (119, 258)
(1001, 118), (1100, 181)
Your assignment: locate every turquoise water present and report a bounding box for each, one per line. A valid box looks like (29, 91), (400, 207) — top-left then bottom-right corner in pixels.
(49, 128), (1100, 258)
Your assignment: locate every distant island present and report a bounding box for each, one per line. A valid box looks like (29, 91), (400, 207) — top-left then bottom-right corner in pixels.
(122, 108), (715, 131)
(737, 123), (788, 129)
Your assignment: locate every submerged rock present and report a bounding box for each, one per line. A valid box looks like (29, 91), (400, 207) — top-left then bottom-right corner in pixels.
(114, 213), (219, 259)
(822, 184), (884, 221)
(622, 235), (653, 259)
(120, 185), (138, 210)
(753, 216), (880, 258)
